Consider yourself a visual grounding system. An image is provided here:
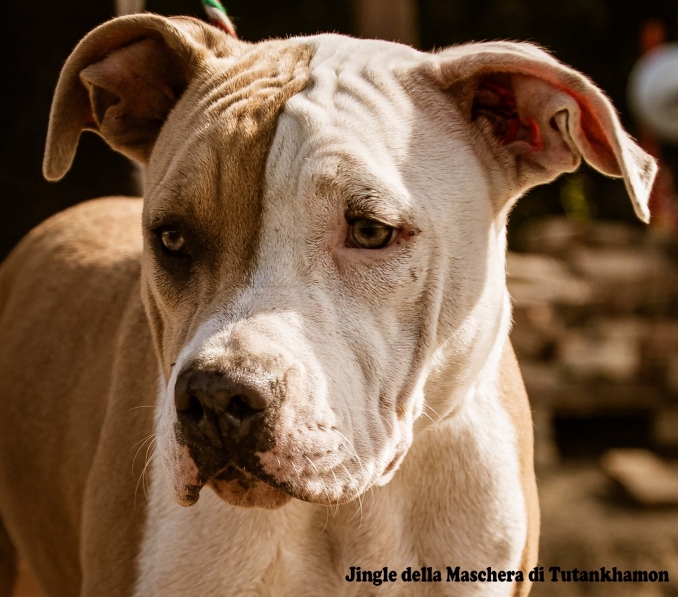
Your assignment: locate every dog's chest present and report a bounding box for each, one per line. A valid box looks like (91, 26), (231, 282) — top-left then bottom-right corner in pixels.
(134, 397), (526, 597)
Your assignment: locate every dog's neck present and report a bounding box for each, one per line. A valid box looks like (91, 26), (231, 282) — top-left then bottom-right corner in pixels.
(416, 220), (513, 425)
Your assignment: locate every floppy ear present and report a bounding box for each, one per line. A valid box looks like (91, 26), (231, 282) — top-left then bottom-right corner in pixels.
(44, 14), (241, 181)
(427, 42), (657, 222)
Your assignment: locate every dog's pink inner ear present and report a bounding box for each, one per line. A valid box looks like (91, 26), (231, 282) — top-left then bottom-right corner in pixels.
(564, 89), (625, 176)
(467, 70), (644, 200)
(79, 38), (188, 163)
(431, 43), (656, 222)
(472, 75), (542, 150)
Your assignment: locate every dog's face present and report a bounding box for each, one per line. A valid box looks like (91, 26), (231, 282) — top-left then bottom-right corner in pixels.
(44, 16), (655, 509)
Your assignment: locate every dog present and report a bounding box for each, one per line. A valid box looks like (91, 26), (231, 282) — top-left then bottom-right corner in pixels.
(0, 13), (656, 597)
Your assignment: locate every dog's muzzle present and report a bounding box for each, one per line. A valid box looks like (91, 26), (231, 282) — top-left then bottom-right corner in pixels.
(175, 368), (275, 450)
(172, 364), (287, 503)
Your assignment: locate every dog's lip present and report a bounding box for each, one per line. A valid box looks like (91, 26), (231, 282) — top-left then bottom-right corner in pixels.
(205, 464), (294, 509)
(173, 452), (287, 507)
(175, 482), (204, 507)
(185, 483), (203, 505)
(179, 463), (374, 508)
(178, 457), (374, 507)
(211, 463), (279, 491)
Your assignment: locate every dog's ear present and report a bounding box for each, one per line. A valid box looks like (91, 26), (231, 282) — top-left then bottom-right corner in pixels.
(44, 14), (241, 181)
(427, 42), (657, 222)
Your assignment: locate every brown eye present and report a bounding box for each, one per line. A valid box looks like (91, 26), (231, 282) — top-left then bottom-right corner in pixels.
(160, 229), (187, 255)
(347, 218), (395, 249)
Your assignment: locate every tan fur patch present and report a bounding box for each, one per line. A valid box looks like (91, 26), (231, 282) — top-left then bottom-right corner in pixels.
(497, 341), (540, 596)
(0, 198), (148, 596)
(0, 36), (315, 594)
(141, 40), (314, 374)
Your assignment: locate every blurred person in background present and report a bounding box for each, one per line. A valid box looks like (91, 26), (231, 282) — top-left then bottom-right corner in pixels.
(629, 18), (678, 230)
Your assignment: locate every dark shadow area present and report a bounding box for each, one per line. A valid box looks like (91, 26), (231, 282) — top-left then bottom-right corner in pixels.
(0, 1), (138, 261)
(554, 411), (653, 459)
(4, 0), (678, 261)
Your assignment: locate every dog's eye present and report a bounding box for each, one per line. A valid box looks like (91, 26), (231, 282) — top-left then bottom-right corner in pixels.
(159, 229), (188, 255)
(347, 218), (395, 249)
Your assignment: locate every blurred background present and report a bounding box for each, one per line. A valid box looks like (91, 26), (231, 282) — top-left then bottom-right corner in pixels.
(4, 1), (678, 595)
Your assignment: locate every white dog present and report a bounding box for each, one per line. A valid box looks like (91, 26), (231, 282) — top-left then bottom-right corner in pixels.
(0, 13), (655, 597)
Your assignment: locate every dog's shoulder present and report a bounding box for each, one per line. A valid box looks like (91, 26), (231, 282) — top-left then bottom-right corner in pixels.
(497, 340), (540, 591)
(0, 196), (151, 595)
(1, 196), (142, 297)
(6, 196), (142, 266)
(0, 196), (145, 355)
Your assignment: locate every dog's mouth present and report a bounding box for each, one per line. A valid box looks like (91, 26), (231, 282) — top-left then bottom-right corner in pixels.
(172, 462), (292, 509)
(165, 413), (385, 509)
(208, 465), (292, 509)
(170, 451), (375, 510)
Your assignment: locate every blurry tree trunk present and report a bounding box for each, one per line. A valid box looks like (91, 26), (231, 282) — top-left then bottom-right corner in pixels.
(116, 0), (146, 15)
(351, 0), (420, 48)
(0, 0), (139, 262)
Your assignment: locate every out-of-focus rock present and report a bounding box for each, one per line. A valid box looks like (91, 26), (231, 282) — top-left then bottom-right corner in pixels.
(12, 561), (44, 597)
(514, 216), (650, 255)
(509, 216), (678, 463)
(507, 252), (592, 306)
(568, 245), (678, 315)
(653, 409), (678, 447)
(641, 321), (678, 383)
(595, 316), (647, 341)
(512, 216), (586, 254)
(585, 220), (645, 247)
(570, 246), (669, 284)
(519, 361), (562, 396)
(601, 449), (678, 506)
(558, 330), (640, 382)
(668, 355), (678, 394)
(535, 465), (678, 597)
(532, 407), (559, 469)
(511, 304), (565, 360)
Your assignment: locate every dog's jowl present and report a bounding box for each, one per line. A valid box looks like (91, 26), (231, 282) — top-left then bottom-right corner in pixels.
(0, 13), (656, 597)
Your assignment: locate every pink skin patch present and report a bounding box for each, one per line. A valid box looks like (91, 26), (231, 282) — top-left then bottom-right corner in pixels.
(169, 445), (204, 507)
(177, 445), (202, 486)
(210, 472), (291, 509)
(171, 443), (290, 509)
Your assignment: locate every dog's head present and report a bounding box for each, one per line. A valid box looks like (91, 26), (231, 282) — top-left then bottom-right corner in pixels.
(44, 15), (656, 509)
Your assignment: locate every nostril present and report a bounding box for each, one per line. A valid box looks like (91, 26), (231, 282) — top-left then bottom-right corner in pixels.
(175, 367), (272, 430)
(178, 394), (204, 424)
(225, 394), (261, 422)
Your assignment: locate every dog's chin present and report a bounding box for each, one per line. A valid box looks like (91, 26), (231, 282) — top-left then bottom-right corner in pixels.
(173, 468), (374, 509)
(209, 472), (291, 509)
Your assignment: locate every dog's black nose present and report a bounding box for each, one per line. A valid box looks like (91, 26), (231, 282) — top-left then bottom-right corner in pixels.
(174, 368), (273, 447)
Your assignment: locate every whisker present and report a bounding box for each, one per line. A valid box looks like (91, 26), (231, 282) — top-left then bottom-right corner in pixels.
(129, 432), (156, 453)
(131, 434), (157, 473)
(304, 455), (319, 475)
(422, 402), (443, 423)
(420, 409), (436, 424)
(334, 431), (366, 482)
(142, 438), (158, 500)
(135, 452), (158, 508)
(329, 468), (340, 518)
(349, 491), (364, 527)
(320, 505), (330, 535)
(303, 457), (335, 514)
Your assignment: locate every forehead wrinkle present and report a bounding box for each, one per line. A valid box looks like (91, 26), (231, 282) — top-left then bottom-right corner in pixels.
(148, 40), (314, 179)
(313, 167), (415, 227)
(278, 69), (423, 234)
(146, 40), (315, 307)
(284, 36), (423, 166)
